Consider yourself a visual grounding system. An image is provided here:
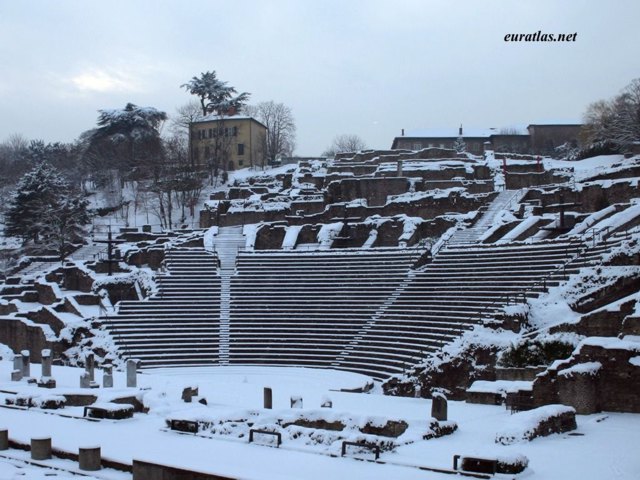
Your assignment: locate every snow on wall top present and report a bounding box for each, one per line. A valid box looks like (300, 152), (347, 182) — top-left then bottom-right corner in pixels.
(467, 380), (533, 394)
(558, 361), (602, 377)
(577, 336), (640, 352)
(495, 404), (576, 444)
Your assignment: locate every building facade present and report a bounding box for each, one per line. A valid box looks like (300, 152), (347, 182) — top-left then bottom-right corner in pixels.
(189, 115), (267, 171)
(527, 123), (581, 156)
(391, 122), (582, 156)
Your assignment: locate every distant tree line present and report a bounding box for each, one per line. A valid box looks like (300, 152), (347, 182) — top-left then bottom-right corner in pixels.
(580, 78), (640, 158)
(1, 69), (300, 254)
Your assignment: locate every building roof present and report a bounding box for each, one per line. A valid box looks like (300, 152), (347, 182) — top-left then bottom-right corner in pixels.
(401, 128), (494, 139)
(527, 119), (582, 127)
(400, 125), (529, 139)
(192, 114), (267, 129)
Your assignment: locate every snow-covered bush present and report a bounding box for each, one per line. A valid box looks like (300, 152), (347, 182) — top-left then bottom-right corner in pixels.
(498, 339), (575, 368)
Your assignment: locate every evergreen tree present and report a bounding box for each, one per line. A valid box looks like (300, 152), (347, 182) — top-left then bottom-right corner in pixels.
(82, 103), (167, 183)
(453, 136), (467, 153)
(181, 71), (250, 116)
(4, 162), (90, 257)
(5, 162), (69, 243)
(43, 193), (91, 260)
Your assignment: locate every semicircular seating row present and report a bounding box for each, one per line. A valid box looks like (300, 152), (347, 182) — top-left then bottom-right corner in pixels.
(102, 237), (619, 380)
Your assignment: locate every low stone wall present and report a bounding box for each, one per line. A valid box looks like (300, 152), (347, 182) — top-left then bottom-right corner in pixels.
(495, 405), (576, 445)
(525, 180), (640, 214)
(529, 338), (640, 413)
(505, 170), (571, 189)
(0, 318), (62, 362)
(126, 247), (165, 270)
(326, 177), (410, 207)
(133, 460), (236, 480)
(495, 367), (545, 381)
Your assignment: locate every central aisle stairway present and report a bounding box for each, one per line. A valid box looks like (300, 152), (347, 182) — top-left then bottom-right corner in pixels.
(447, 189), (524, 245)
(210, 226), (246, 365)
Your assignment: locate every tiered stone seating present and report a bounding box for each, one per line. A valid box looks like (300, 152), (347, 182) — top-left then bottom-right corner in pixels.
(332, 239), (596, 379)
(228, 249), (421, 368)
(102, 248), (221, 367)
(101, 231), (625, 377)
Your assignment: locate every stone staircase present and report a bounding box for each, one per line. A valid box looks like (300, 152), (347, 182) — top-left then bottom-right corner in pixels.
(331, 269), (417, 368)
(448, 189), (525, 245)
(68, 242), (107, 262)
(210, 226), (246, 366)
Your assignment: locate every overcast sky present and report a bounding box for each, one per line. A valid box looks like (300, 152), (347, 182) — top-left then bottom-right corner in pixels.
(1, 0), (639, 155)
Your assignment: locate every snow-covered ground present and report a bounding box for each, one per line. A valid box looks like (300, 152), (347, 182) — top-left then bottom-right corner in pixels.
(0, 362), (638, 479)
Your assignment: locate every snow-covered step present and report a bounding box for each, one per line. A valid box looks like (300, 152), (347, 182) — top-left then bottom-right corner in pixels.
(448, 189), (526, 245)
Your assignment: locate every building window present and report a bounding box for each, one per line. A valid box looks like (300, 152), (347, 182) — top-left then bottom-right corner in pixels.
(233, 126), (238, 136)
(197, 130), (202, 140)
(412, 142), (421, 150)
(204, 146), (210, 157)
(224, 128), (229, 136)
(237, 143), (245, 155)
(238, 159), (244, 166)
(208, 128), (213, 138)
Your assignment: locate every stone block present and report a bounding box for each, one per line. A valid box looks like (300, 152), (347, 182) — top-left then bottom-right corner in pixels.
(431, 392), (448, 421)
(85, 353), (95, 381)
(79, 446), (101, 471)
(21, 351), (30, 378)
(181, 386), (198, 403)
(80, 372), (91, 388)
(31, 437), (52, 460)
(12, 355), (22, 373)
(126, 359), (139, 388)
(263, 387), (272, 409)
(37, 378), (57, 389)
(41, 349), (52, 378)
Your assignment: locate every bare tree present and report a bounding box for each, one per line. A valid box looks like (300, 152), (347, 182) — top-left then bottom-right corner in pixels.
(611, 78), (640, 147)
(322, 134), (368, 157)
(169, 100), (204, 138)
(244, 101), (296, 166)
(0, 133), (29, 186)
(581, 78), (640, 152)
(581, 99), (616, 145)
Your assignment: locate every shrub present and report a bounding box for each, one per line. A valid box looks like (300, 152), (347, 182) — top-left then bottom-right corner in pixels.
(575, 140), (620, 160)
(499, 340), (574, 368)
